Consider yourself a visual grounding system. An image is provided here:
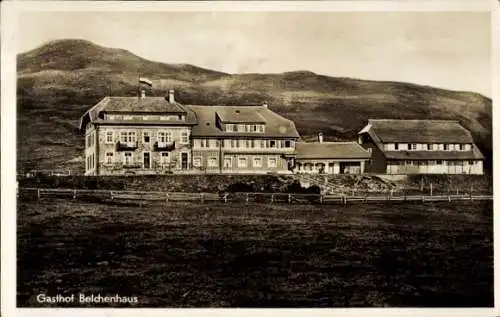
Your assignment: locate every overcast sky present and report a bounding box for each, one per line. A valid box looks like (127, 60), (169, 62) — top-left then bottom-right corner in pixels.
(17, 11), (491, 97)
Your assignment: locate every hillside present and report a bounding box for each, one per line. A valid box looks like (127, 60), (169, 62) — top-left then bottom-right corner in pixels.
(16, 39), (492, 174)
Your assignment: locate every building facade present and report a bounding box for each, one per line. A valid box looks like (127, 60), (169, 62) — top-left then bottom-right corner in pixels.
(357, 119), (484, 175)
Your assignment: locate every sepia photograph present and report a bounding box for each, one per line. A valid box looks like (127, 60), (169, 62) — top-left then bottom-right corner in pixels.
(2, 0), (496, 315)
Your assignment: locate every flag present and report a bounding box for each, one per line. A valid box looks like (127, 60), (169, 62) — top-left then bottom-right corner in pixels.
(139, 77), (153, 87)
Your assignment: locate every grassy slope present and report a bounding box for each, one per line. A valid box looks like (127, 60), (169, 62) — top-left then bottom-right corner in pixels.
(18, 199), (493, 307)
(16, 39), (492, 173)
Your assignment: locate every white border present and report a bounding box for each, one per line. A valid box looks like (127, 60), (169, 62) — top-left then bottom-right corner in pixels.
(2, 1), (498, 317)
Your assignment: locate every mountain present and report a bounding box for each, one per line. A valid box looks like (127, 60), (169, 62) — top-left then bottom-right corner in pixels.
(17, 39), (492, 174)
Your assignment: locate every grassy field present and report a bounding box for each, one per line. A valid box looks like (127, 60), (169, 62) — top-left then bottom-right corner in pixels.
(17, 198), (493, 307)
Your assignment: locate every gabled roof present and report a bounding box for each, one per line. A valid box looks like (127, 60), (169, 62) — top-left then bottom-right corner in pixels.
(187, 105), (300, 138)
(295, 142), (371, 160)
(360, 119), (474, 143)
(216, 107), (266, 123)
(79, 96), (194, 130)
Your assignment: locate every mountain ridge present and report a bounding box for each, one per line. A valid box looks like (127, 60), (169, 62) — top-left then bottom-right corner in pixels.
(16, 39), (492, 173)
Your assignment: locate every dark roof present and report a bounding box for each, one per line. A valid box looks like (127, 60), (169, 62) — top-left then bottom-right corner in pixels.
(187, 105), (300, 138)
(384, 144), (484, 160)
(295, 142), (372, 160)
(79, 96), (194, 130)
(102, 97), (186, 113)
(216, 107), (266, 123)
(361, 119), (474, 143)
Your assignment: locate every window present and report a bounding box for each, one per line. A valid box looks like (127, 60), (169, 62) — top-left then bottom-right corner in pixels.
(468, 160), (474, 165)
(258, 125), (264, 133)
(158, 132), (166, 143)
(106, 152), (114, 164)
(245, 140), (251, 148)
(143, 131), (150, 143)
(410, 144), (417, 151)
(87, 135), (91, 148)
(124, 152), (132, 165)
(208, 157), (217, 167)
(235, 139), (240, 148)
(158, 131), (172, 143)
(261, 140), (265, 148)
(465, 144), (472, 151)
(252, 125), (258, 132)
(200, 139), (206, 148)
(193, 157), (202, 167)
(238, 124), (245, 132)
(224, 157), (232, 168)
(285, 140), (292, 148)
(444, 144), (449, 151)
(459, 144), (464, 151)
(407, 144), (411, 151)
(238, 157), (247, 168)
(106, 131), (113, 143)
(429, 160), (436, 165)
(250, 140), (255, 148)
(437, 160), (443, 165)
(127, 131), (136, 143)
(270, 140), (276, 148)
(181, 132), (189, 144)
(120, 131), (128, 143)
(253, 157), (262, 167)
(226, 124), (234, 132)
(394, 143), (399, 150)
(268, 157), (277, 168)
(425, 144), (431, 151)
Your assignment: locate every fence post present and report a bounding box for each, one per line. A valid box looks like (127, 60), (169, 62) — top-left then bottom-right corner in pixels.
(166, 193), (169, 203)
(288, 193), (291, 204)
(224, 193), (228, 203)
(37, 188), (41, 200)
(320, 194), (324, 204)
(271, 194), (274, 204)
(430, 183), (433, 196)
(73, 189), (76, 200)
(201, 193), (204, 203)
(246, 193), (249, 204)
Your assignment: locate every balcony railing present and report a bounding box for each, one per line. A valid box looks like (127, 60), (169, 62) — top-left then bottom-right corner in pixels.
(154, 141), (176, 151)
(116, 141), (139, 151)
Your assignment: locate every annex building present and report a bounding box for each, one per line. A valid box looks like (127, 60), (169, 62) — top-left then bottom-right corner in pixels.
(357, 119), (484, 175)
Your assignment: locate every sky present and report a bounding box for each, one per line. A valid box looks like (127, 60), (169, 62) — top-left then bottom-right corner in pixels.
(17, 10), (491, 97)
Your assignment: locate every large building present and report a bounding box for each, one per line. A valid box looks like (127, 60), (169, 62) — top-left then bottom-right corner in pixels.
(357, 119), (484, 175)
(79, 89), (302, 175)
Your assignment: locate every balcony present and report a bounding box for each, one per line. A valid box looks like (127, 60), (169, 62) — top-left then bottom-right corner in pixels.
(154, 141), (176, 151)
(116, 141), (138, 151)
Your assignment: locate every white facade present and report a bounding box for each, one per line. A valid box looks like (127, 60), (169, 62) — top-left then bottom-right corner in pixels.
(386, 160), (483, 175)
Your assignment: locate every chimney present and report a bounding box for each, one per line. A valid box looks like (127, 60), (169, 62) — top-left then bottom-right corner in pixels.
(318, 132), (324, 143)
(262, 101), (268, 108)
(140, 89), (146, 99)
(169, 89), (175, 103)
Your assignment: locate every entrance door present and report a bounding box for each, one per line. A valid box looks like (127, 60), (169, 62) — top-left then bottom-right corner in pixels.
(143, 152), (151, 169)
(181, 152), (188, 169)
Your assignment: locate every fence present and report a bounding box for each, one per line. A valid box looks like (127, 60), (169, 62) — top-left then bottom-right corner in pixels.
(18, 187), (493, 205)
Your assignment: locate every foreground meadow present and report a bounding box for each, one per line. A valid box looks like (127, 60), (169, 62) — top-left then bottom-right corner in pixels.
(17, 199), (493, 307)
